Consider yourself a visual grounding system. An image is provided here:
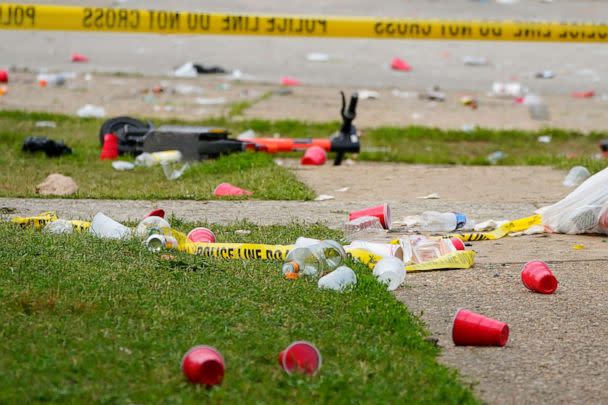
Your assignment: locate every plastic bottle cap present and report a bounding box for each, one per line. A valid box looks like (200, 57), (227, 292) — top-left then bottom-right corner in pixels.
(285, 272), (300, 280)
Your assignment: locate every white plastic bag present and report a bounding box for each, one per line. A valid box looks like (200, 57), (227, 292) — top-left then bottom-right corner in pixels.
(536, 167), (608, 234)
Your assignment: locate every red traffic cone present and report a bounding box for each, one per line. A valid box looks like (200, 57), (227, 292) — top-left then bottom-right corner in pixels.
(100, 133), (119, 160)
(278, 341), (322, 375)
(181, 345), (225, 386)
(71, 53), (89, 63)
(521, 261), (558, 294)
(390, 57), (412, 72)
(213, 183), (253, 197)
(300, 146), (327, 166)
(452, 309), (509, 347)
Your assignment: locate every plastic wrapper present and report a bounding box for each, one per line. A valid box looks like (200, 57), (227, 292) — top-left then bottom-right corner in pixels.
(537, 167), (608, 234)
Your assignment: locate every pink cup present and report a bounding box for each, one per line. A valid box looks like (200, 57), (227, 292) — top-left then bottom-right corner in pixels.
(187, 227), (216, 243)
(213, 183), (253, 197)
(301, 146), (327, 166)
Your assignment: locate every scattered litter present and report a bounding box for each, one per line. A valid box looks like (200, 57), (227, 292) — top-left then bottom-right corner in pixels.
(194, 97), (226, 105)
(417, 193), (440, 199)
(573, 243), (585, 250)
(422, 86), (445, 102)
(509, 224), (545, 236)
(535, 70), (555, 79)
(314, 194), (334, 201)
(236, 129), (256, 140)
(563, 166), (591, 187)
(318, 266), (357, 292)
(600, 140), (608, 158)
(521, 261), (558, 294)
(390, 57), (412, 72)
(336, 187), (349, 192)
(77, 104), (106, 118)
(391, 89), (418, 99)
(460, 96), (478, 109)
(343, 216), (385, 238)
(462, 56), (488, 66)
(537, 135), (552, 143)
(461, 124), (475, 132)
(301, 146), (327, 166)
(491, 82), (525, 98)
(523, 94), (550, 121)
(172, 84), (204, 96)
(411, 112), (423, 120)
(22, 136), (72, 157)
(453, 309), (508, 347)
(71, 53), (89, 63)
(43, 219), (74, 235)
(187, 227), (216, 243)
(161, 161), (190, 180)
(474, 219), (508, 232)
(283, 240), (345, 279)
(281, 76), (301, 86)
(395, 215), (422, 228)
(487, 151), (507, 165)
(572, 91), (595, 99)
(537, 166), (608, 234)
(349, 203), (391, 230)
(373, 256), (406, 291)
(214, 183), (253, 197)
(35, 121), (57, 128)
(279, 341), (321, 376)
(0, 69), (8, 83)
(420, 211), (467, 232)
(307, 52), (329, 62)
(173, 62), (228, 77)
(182, 345), (225, 385)
(135, 151), (182, 167)
(35, 173), (78, 196)
(357, 90), (379, 100)
(0, 85), (6, 96)
(37, 73), (67, 87)
(274, 88), (293, 96)
(112, 161), (135, 171)
(234, 229), (252, 235)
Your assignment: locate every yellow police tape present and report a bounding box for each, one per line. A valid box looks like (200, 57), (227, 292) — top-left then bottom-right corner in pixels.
(450, 214), (542, 242)
(405, 250), (476, 272)
(183, 241), (293, 260)
(10, 211), (91, 232)
(1, 4), (608, 42)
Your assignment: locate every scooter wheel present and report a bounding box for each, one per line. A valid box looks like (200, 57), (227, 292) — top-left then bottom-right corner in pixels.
(98, 116), (150, 145)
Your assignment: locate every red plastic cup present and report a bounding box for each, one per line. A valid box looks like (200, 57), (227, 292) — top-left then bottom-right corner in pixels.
(100, 133), (119, 160)
(300, 146), (327, 166)
(145, 209), (165, 219)
(181, 345), (225, 386)
(280, 76), (301, 86)
(450, 237), (465, 251)
(278, 341), (322, 375)
(187, 227), (216, 243)
(213, 183), (253, 197)
(572, 91), (594, 99)
(0, 69), (8, 83)
(390, 57), (412, 72)
(71, 53), (89, 63)
(521, 261), (558, 294)
(452, 309), (509, 347)
(348, 204), (391, 230)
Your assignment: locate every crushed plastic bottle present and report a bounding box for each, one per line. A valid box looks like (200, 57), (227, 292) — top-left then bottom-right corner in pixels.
(43, 219), (74, 235)
(398, 235), (456, 264)
(421, 211), (467, 232)
(317, 266), (357, 292)
(282, 240), (346, 279)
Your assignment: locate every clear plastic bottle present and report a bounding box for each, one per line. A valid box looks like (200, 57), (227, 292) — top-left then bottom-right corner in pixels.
(421, 211), (467, 232)
(282, 240), (346, 278)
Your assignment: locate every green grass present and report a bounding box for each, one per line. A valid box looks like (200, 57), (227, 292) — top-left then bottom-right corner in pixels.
(0, 220), (478, 404)
(0, 111), (314, 200)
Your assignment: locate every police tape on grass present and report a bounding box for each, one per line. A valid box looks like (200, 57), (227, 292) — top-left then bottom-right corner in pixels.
(2, 3), (608, 42)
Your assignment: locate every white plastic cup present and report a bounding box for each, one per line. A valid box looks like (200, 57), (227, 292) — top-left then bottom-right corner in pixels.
(347, 241), (403, 260)
(90, 212), (131, 240)
(373, 256), (406, 291)
(318, 266), (357, 292)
